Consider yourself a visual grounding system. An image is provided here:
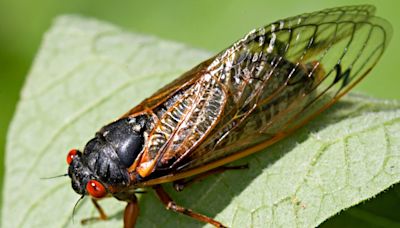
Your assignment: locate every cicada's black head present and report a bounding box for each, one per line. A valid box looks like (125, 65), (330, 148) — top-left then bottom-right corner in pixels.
(67, 115), (148, 198)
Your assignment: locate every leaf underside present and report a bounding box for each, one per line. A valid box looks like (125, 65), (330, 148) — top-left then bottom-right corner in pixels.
(2, 15), (400, 228)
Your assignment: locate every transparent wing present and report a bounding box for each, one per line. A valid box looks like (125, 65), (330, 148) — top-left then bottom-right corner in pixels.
(174, 5), (392, 171)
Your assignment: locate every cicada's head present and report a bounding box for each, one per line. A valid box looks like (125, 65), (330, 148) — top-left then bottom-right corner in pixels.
(67, 116), (147, 199)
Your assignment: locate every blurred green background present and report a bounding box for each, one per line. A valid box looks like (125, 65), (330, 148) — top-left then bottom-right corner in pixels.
(1, 0), (399, 226)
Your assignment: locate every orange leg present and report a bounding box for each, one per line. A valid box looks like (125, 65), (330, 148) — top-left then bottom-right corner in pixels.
(81, 199), (108, 224)
(81, 197), (139, 228)
(153, 185), (227, 228)
(123, 195), (140, 228)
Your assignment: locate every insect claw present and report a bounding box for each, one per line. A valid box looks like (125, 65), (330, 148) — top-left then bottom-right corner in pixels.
(173, 183), (185, 192)
(134, 189), (148, 194)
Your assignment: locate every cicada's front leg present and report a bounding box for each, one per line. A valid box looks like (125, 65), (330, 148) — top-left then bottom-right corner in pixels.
(123, 194), (140, 228)
(81, 198), (108, 225)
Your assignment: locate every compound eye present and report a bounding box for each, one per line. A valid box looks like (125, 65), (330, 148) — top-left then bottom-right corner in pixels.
(66, 149), (79, 165)
(86, 180), (107, 198)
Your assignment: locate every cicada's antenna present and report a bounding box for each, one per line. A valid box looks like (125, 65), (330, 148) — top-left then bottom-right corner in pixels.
(72, 195), (85, 224)
(40, 174), (68, 180)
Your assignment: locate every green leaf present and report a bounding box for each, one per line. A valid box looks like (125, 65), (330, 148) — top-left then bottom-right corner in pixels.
(321, 183), (400, 227)
(2, 15), (400, 228)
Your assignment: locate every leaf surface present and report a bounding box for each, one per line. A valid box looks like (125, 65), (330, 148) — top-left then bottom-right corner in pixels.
(2, 16), (400, 228)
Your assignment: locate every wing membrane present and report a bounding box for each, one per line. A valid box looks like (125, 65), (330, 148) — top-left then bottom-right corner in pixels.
(174, 5), (391, 171)
(132, 6), (391, 185)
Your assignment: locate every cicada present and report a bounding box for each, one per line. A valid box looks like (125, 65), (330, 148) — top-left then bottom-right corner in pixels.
(66, 5), (391, 228)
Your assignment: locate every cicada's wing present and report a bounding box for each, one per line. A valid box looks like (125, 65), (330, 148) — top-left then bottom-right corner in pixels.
(172, 5), (391, 172)
(122, 58), (214, 117)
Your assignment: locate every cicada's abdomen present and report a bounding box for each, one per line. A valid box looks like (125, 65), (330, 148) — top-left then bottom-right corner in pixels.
(134, 75), (227, 176)
(183, 34), (325, 167)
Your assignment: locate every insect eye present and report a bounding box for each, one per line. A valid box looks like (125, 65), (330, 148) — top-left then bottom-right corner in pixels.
(66, 149), (79, 165)
(86, 180), (107, 198)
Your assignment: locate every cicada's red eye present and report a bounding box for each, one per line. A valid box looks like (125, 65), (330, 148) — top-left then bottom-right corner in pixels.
(86, 180), (107, 198)
(66, 149), (78, 165)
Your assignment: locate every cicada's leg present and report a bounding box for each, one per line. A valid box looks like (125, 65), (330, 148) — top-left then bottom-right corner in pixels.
(153, 185), (227, 228)
(173, 164), (249, 191)
(81, 198), (108, 224)
(123, 195), (139, 228)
